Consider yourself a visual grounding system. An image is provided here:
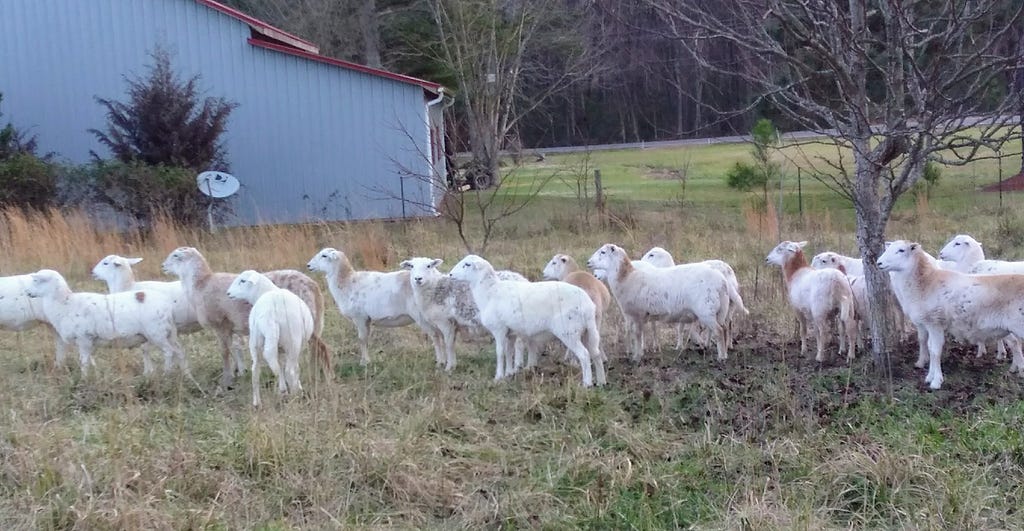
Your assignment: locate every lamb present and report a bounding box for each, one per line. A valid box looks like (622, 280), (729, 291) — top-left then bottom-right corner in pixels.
(640, 246), (748, 348)
(766, 241), (856, 362)
(878, 240), (1024, 389)
(308, 247), (431, 366)
(542, 253), (612, 332)
(162, 247), (331, 389)
(588, 243), (733, 362)
(0, 274), (64, 364)
(810, 251), (864, 277)
(24, 269), (189, 378)
(450, 254), (605, 386)
(227, 270), (314, 407)
(938, 234), (1024, 275)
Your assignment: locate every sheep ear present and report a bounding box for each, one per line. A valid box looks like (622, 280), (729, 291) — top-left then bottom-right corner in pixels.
(431, 258), (443, 268)
(400, 260), (413, 270)
(795, 241), (808, 249)
(884, 241), (893, 249)
(127, 257), (143, 265)
(910, 243), (918, 251)
(560, 256), (567, 263)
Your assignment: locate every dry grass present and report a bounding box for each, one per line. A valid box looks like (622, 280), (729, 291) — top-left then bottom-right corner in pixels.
(0, 199), (1023, 529)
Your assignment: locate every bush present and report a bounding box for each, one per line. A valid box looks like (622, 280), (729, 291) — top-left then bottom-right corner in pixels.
(72, 161), (213, 227)
(89, 48), (237, 171)
(0, 92), (57, 210)
(725, 161), (764, 192)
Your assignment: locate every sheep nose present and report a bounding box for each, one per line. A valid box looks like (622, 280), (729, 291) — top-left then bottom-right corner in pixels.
(876, 260), (883, 267)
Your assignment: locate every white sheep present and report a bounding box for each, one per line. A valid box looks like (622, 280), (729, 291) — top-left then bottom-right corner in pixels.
(938, 234), (1024, 274)
(937, 234), (1023, 359)
(162, 247), (331, 389)
(878, 240), (1024, 389)
(307, 247), (429, 366)
(25, 269), (190, 378)
(450, 254), (605, 386)
(0, 274), (64, 364)
(92, 255), (200, 332)
(588, 243), (732, 362)
(640, 246), (748, 348)
(227, 270), (314, 407)
(809, 251), (865, 277)
(766, 241), (856, 362)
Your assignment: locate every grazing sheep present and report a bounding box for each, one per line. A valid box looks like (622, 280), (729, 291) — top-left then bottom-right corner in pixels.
(640, 246), (748, 348)
(879, 240), (1024, 389)
(227, 270), (314, 407)
(307, 247), (428, 366)
(25, 269), (189, 377)
(451, 254), (605, 386)
(766, 241), (856, 363)
(162, 247), (331, 389)
(588, 243), (732, 362)
(0, 274), (64, 364)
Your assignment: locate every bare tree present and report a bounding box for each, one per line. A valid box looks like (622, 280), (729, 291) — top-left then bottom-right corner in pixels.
(427, 0), (602, 187)
(645, 0), (1024, 367)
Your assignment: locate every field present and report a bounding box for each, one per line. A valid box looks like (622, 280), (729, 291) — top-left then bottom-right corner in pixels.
(2, 139), (1024, 529)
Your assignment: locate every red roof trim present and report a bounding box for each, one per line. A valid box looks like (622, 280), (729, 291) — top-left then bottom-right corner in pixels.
(197, 0), (319, 53)
(247, 39), (443, 93)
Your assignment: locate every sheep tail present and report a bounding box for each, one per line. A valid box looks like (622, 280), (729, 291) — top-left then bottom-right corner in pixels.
(309, 334), (333, 381)
(726, 281), (749, 316)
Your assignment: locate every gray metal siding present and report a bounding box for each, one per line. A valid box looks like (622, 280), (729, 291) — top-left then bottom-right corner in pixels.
(0, 0), (436, 225)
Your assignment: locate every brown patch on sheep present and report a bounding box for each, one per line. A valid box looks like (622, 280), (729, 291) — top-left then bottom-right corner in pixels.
(564, 270), (611, 328)
(134, 291), (145, 303)
(614, 253), (635, 284)
(782, 249), (810, 284)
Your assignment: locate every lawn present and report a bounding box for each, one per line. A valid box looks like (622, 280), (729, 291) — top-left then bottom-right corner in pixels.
(1, 137), (1024, 529)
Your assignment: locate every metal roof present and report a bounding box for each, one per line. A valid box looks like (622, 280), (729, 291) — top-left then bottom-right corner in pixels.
(196, 0), (442, 93)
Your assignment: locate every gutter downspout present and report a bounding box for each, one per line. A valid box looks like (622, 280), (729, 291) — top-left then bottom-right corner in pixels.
(425, 88), (446, 216)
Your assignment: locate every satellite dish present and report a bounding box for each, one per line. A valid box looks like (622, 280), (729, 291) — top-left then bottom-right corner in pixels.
(197, 171), (240, 198)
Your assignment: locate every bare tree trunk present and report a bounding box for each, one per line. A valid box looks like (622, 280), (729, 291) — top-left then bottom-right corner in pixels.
(360, 0), (382, 68)
(853, 159), (894, 368)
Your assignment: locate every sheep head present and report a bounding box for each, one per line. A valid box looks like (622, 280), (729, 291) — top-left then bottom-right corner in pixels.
(877, 240), (921, 272)
(92, 255), (143, 283)
(765, 241), (808, 267)
(401, 257), (444, 287)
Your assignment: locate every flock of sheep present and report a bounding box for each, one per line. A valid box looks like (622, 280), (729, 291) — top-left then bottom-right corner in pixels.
(2, 233), (1022, 405)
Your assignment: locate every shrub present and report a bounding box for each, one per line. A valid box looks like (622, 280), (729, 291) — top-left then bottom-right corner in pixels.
(72, 161), (212, 227)
(725, 161), (764, 192)
(0, 92), (57, 210)
(89, 48), (237, 171)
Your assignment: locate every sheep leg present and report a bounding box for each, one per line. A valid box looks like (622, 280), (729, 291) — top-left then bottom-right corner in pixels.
(54, 337), (68, 369)
(510, 336), (525, 374)
(250, 335), (263, 407)
(284, 339), (303, 396)
(561, 334), (594, 387)
(215, 329), (236, 390)
(675, 323), (688, 350)
(1007, 337), (1024, 375)
(525, 339), (540, 370)
(700, 315), (728, 362)
(814, 321), (828, 363)
(925, 326), (945, 390)
(796, 315), (808, 357)
(354, 318), (372, 366)
(261, 338), (286, 396)
(140, 344), (155, 376)
(646, 321), (658, 352)
(914, 327), (929, 369)
(76, 339), (94, 378)
(997, 339), (1008, 361)
(428, 329), (445, 367)
(492, 329), (511, 381)
(625, 317), (643, 362)
(843, 314), (856, 362)
(585, 322), (606, 386)
(836, 315), (847, 354)
(441, 322), (458, 372)
(976, 343), (988, 359)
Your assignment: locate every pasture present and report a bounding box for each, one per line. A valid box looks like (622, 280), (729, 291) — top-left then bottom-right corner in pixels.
(2, 139), (1024, 529)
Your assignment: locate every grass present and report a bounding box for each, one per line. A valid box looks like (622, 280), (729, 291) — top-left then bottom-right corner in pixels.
(2, 138), (1024, 528)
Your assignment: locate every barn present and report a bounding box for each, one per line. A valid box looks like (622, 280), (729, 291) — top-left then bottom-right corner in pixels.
(0, 0), (447, 225)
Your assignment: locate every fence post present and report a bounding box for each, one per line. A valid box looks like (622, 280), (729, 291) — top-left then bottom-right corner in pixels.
(998, 152), (1004, 210)
(594, 169), (605, 222)
(797, 167), (803, 219)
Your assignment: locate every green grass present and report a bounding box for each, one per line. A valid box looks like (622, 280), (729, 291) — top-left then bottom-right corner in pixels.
(2, 137), (1024, 528)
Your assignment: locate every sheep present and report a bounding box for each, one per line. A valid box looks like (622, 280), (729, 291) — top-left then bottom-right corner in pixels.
(308, 247), (434, 366)
(878, 240), (1024, 389)
(937, 234), (1024, 359)
(92, 255), (200, 332)
(24, 269), (190, 378)
(588, 243), (732, 362)
(227, 270), (314, 407)
(938, 234), (1024, 275)
(0, 274), (64, 364)
(542, 253), (611, 332)
(640, 246), (748, 348)
(809, 251), (864, 277)
(450, 254), (605, 386)
(766, 241), (856, 363)
(162, 247), (331, 389)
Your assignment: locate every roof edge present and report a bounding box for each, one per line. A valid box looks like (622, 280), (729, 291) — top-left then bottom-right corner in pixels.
(248, 39), (443, 93)
(197, 0), (320, 54)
